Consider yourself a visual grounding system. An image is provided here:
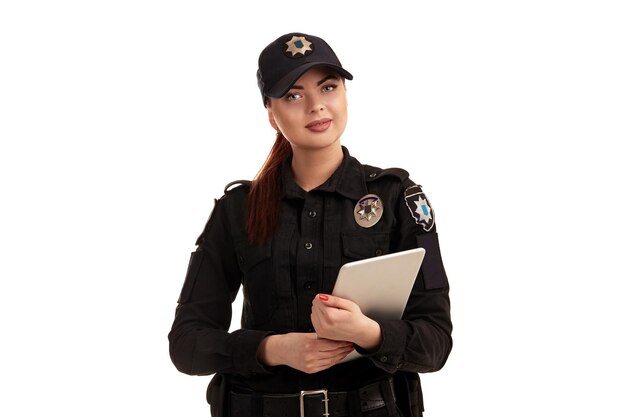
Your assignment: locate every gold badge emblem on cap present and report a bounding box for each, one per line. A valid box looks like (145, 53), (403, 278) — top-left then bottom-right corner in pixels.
(354, 194), (384, 228)
(285, 35), (313, 57)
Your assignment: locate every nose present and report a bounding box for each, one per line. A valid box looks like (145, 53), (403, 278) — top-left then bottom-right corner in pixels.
(308, 93), (325, 113)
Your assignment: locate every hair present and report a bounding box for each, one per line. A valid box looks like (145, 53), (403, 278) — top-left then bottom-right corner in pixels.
(246, 68), (346, 243)
(246, 132), (292, 243)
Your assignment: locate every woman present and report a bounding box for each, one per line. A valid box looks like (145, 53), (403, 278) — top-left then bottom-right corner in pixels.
(169, 32), (452, 417)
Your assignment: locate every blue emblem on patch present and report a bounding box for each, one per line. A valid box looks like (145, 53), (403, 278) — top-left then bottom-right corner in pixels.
(404, 185), (435, 231)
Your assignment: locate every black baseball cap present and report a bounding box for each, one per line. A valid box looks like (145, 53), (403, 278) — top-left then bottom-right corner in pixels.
(257, 32), (353, 106)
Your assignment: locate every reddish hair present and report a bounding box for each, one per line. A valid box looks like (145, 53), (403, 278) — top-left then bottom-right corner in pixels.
(246, 132), (292, 243)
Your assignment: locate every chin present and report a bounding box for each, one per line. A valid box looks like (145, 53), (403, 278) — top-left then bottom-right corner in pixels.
(303, 132), (341, 149)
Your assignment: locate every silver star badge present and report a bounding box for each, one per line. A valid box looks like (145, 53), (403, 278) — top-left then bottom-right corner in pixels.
(354, 194), (384, 228)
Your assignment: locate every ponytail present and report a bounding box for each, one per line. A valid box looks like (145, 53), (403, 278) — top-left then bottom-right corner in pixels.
(246, 132), (292, 243)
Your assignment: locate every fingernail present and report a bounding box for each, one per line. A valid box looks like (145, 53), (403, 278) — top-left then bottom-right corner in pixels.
(319, 294), (329, 301)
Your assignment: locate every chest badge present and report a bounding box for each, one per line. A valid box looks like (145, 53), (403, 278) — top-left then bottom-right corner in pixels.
(354, 194), (384, 228)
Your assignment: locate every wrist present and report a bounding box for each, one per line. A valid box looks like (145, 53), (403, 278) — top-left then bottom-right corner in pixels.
(355, 318), (382, 351)
(257, 335), (274, 366)
(258, 334), (283, 366)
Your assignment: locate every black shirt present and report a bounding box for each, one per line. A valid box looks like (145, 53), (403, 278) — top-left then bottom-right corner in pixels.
(168, 147), (452, 395)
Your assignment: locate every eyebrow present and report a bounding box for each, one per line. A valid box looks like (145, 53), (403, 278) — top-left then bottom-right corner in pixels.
(290, 75), (339, 90)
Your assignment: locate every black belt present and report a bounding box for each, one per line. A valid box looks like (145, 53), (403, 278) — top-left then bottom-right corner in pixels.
(229, 378), (396, 417)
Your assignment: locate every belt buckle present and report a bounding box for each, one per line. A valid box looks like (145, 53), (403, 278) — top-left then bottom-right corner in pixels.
(299, 389), (329, 417)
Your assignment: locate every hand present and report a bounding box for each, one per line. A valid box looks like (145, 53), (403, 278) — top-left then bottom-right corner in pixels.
(311, 294), (382, 351)
(257, 332), (353, 374)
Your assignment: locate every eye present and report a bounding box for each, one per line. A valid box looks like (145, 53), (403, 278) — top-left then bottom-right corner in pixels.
(285, 92), (302, 101)
(322, 84), (337, 93)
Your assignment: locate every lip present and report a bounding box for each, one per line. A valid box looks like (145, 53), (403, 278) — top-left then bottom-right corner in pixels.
(305, 118), (332, 132)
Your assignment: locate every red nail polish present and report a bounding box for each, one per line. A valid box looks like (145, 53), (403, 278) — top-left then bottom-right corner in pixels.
(319, 294), (329, 301)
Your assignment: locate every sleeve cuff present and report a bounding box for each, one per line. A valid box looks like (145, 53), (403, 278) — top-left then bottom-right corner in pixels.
(356, 319), (407, 373)
(230, 329), (275, 377)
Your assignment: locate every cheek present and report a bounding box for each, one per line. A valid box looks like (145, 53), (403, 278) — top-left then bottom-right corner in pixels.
(330, 92), (347, 111)
(331, 97), (348, 124)
(276, 114), (299, 133)
(273, 111), (303, 140)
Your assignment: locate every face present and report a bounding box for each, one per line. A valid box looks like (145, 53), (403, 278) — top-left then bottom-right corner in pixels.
(267, 66), (348, 152)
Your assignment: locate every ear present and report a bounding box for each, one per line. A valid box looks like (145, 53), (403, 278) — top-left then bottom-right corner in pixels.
(267, 106), (279, 131)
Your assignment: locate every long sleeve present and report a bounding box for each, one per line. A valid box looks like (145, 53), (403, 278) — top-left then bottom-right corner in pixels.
(168, 195), (274, 377)
(362, 180), (453, 374)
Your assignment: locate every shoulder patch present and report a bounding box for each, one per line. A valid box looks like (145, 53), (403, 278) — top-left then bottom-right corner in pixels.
(404, 185), (435, 232)
(363, 165), (410, 182)
(223, 180), (251, 194)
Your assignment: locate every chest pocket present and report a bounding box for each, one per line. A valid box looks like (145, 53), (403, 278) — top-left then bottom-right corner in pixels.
(341, 231), (391, 262)
(235, 243), (276, 328)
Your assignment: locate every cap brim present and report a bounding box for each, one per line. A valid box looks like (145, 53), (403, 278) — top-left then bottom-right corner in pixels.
(266, 62), (353, 99)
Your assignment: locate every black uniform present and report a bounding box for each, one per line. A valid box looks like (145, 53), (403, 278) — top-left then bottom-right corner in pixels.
(168, 147), (452, 417)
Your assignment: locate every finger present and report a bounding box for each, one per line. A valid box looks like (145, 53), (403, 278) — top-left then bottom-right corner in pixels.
(308, 347), (354, 373)
(315, 349), (352, 367)
(326, 347), (354, 363)
(311, 308), (332, 331)
(310, 302), (328, 325)
(317, 344), (354, 359)
(320, 344), (354, 356)
(315, 338), (353, 352)
(316, 293), (356, 312)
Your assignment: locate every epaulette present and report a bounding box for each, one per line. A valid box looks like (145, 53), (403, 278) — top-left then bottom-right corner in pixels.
(362, 165), (410, 182)
(196, 180), (250, 246)
(223, 180), (251, 194)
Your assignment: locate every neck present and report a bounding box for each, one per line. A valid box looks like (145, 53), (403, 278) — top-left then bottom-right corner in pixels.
(290, 143), (344, 192)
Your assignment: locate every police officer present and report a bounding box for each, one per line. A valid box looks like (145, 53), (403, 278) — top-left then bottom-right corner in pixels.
(168, 32), (452, 417)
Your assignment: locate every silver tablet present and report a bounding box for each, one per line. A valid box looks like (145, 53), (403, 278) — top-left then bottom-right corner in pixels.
(332, 248), (425, 363)
(332, 247), (426, 320)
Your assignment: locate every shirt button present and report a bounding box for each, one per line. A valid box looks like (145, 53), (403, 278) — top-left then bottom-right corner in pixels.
(304, 281), (314, 290)
(375, 249), (383, 256)
(369, 172), (378, 178)
(308, 210), (317, 218)
(380, 355), (388, 363)
(305, 242), (313, 250)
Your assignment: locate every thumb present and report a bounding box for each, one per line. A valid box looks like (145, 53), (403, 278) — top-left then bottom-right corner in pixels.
(317, 293), (356, 311)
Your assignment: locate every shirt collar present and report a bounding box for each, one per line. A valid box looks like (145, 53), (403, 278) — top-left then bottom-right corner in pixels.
(281, 146), (368, 201)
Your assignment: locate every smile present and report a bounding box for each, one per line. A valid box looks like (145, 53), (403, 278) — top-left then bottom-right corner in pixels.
(305, 118), (332, 132)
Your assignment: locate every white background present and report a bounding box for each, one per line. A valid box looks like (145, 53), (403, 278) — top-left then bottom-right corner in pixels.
(1, 1), (625, 416)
